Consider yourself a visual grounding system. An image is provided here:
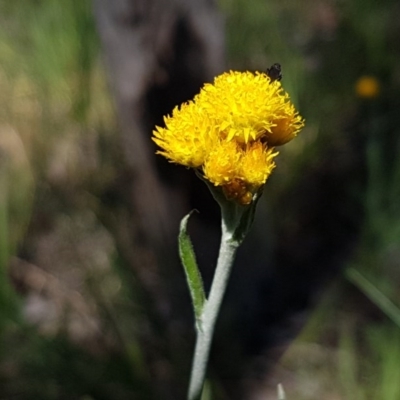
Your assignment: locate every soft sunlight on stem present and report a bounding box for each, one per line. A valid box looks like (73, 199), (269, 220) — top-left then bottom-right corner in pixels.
(188, 217), (239, 400)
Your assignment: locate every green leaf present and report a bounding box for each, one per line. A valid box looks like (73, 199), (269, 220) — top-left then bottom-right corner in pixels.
(346, 268), (400, 328)
(179, 212), (206, 328)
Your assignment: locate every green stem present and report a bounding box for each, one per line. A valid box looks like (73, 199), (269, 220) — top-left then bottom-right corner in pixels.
(188, 218), (238, 400)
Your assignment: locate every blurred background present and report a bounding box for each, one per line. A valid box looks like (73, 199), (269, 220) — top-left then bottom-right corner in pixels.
(1, 0), (400, 399)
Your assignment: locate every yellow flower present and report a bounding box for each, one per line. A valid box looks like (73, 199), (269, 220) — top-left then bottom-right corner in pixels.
(355, 75), (380, 99)
(206, 141), (278, 205)
(152, 70), (304, 204)
(195, 71), (304, 145)
(153, 102), (217, 168)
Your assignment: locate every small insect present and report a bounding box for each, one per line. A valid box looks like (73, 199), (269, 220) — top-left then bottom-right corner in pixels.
(266, 63), (282, 82)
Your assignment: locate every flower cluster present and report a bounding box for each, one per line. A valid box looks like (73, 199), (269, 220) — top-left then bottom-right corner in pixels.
(153, 71), (304, 205)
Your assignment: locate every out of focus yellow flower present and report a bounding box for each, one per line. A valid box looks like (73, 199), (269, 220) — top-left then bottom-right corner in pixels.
(153, 71), (305, 205)
(355, 75), (380, 99)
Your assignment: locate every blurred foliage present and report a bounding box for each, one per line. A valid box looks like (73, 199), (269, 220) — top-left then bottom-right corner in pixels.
(1, 0), (400, 399)
(0, 0), (148, 399)
(221, 0), (400, 399)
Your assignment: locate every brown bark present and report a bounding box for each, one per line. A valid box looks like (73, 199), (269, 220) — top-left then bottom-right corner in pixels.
(92, 0), (225, 396)
(93, 0), (224, 246)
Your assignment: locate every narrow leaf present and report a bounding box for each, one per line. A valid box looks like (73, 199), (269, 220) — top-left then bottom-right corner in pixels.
(346, 267), (400, 328)
(179, 212), (206, 328)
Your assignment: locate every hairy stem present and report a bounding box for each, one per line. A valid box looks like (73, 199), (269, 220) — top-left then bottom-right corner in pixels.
(188, 218), (238, 400)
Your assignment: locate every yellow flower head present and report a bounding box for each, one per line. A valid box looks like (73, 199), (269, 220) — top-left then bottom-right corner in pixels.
(152, 70), (305, 204)
(153, 101), (217, 168)
(355, 75), (380, 99)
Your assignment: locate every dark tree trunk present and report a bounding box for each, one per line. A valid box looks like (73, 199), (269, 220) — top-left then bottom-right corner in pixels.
(93, 0), (224, 397)
(93, 0), (224, 247)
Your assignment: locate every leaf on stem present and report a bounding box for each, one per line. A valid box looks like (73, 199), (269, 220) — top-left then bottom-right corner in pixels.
(179, 212), (206, 329)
